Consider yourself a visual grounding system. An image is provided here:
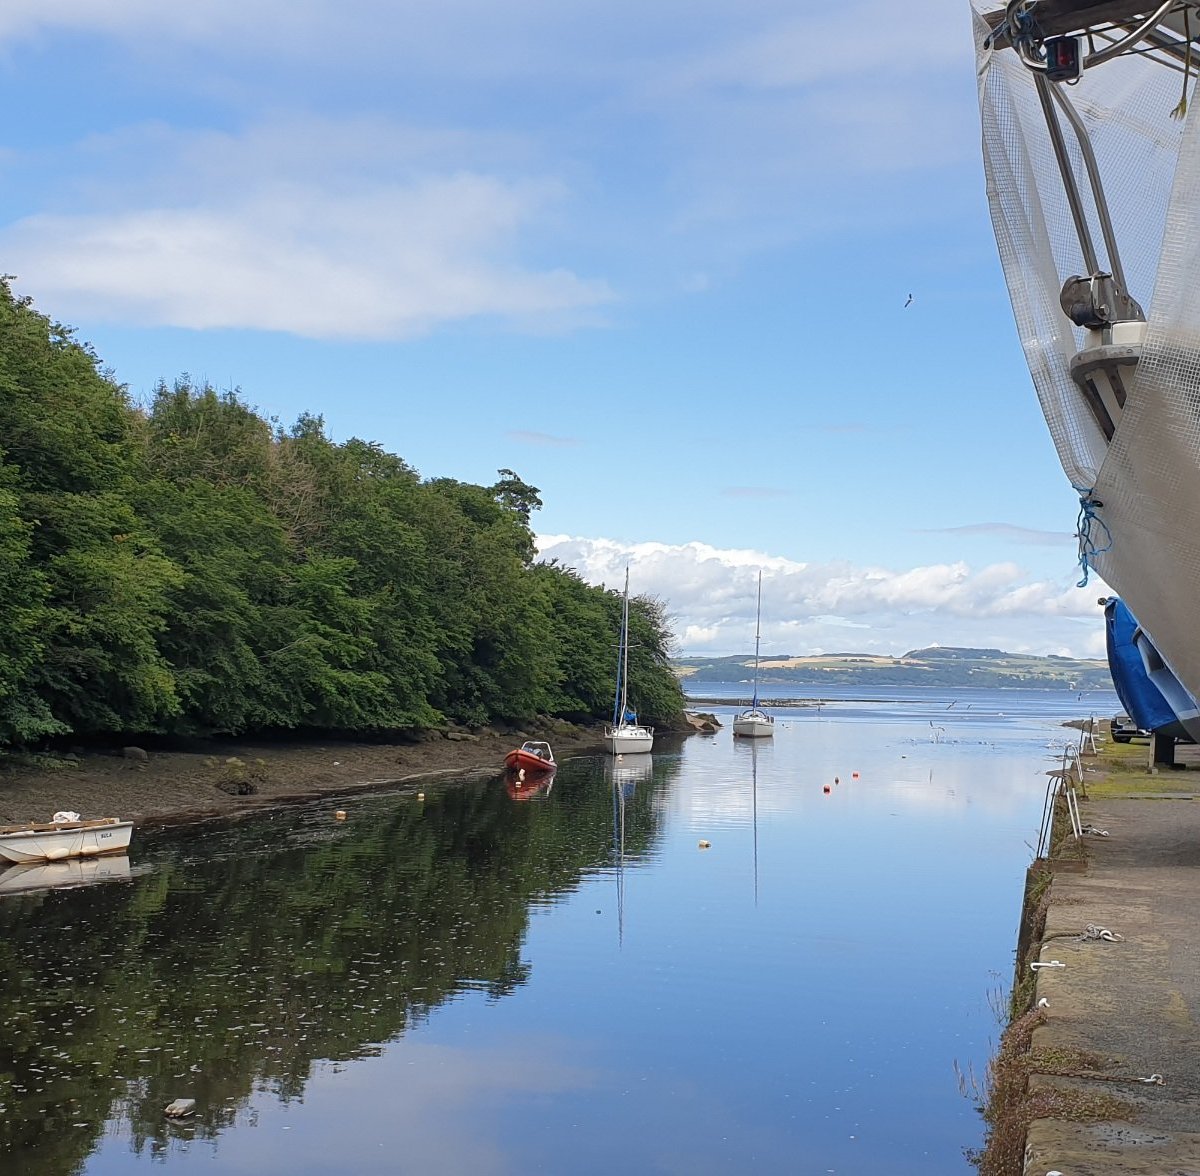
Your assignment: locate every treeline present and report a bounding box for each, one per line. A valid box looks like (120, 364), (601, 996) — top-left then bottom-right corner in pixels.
(0, 281), (683, 748)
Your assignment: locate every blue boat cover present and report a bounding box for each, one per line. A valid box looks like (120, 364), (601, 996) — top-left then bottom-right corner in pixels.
(1104, 597), (1177, 733)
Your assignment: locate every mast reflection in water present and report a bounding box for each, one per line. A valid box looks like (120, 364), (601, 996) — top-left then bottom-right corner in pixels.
(0, 691), (1084, 1174)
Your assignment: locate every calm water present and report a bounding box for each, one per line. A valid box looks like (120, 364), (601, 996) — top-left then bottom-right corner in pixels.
(0, 689), (1117, 1176)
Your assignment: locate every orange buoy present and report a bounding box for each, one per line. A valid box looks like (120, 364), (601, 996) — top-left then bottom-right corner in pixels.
(852, 771), (860, 779)
(335, 810), (347, 821)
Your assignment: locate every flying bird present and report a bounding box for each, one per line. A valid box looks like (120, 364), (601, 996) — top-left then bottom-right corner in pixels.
(904, 293), (913, 307)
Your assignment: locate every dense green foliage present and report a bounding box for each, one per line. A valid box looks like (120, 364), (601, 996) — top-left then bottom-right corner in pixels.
(0, 282), (683, 747)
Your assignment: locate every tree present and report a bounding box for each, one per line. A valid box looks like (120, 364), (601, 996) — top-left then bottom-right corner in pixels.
(0, 280), (182, 737)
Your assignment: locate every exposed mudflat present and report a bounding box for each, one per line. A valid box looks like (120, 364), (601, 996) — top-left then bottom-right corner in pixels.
(0, 726), (609, 830)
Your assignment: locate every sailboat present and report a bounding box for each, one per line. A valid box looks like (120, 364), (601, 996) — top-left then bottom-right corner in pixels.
(733, 571), (774, 738)
(604, 568), (654, 755)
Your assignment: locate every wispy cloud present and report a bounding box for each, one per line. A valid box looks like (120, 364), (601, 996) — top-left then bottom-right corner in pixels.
(0, 0), (980, 333)
(1, 121), (613, 340)
(506, 429), (580, 447)
(536, 533), (1110, 659)
(920, 522), (1073, 546)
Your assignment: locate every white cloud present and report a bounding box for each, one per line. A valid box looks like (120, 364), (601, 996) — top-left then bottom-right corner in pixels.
(536, 534), (1110, 659)
(0, 0), (982, 314)
(2, 122), (612, 340)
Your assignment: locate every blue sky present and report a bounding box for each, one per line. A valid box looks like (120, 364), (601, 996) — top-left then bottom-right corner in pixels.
(0, 1), (1109, 659)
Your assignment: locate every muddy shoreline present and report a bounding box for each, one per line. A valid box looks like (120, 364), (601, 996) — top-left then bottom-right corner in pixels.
(0, 725), (616, 832)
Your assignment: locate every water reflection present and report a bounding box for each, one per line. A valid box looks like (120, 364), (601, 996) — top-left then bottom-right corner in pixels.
(604, 754), (654, 946)
(0, 854), (132, 897)
(503, 767), (556, 801)
(0, 769), (669, 1176)
(0, 703), (1070, 1175)
(731, 739), (761, 906)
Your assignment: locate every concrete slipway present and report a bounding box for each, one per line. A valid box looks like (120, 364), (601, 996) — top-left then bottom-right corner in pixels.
(1019, 743), (1200, 1175)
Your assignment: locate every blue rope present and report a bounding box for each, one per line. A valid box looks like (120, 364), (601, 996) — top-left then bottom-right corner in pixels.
(1073, 485), (1112, 588)
(987, 0), (1039, 51)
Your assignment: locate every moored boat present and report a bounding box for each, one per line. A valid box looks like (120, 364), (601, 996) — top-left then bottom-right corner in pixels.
(504, 741), (556, 774)
(733, 571), (774, 739)
(605, 723), (654, 756)
(604, 568), (654, 756)
(0, 817), (133, 865)
(732, 707), (775, 739)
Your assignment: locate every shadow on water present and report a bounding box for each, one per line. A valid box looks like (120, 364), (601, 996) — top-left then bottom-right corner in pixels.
(0, 754), (681, 1176)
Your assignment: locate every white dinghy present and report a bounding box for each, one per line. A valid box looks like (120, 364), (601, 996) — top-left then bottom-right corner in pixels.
(0, 816), (133, 864)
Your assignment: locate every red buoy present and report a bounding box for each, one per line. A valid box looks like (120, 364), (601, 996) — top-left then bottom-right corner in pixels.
(822, 785), (831, 794)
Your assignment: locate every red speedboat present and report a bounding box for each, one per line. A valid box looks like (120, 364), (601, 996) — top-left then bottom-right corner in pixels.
(503, 740), (556, 774)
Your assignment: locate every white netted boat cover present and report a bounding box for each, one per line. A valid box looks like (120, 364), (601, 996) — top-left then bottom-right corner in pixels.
(974, 2), (1200, 702)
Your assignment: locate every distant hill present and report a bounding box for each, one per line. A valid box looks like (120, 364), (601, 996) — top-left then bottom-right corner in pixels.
(673, 646), (1113, 691)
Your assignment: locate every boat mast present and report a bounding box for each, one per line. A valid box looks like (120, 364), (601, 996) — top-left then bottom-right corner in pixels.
(620, 567), (632, 724)
(751, 570), (762, 710)
(613, 566), (631, 727)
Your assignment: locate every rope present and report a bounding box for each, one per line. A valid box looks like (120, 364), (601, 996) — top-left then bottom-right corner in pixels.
(1073, 487), (1112, 588)
(988, 0), (1040, 51)
(1080, 923), (1124, 942)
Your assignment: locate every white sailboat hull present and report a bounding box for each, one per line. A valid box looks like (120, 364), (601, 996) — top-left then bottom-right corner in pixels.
(732, 710), (774, 738)
(604, 724), (654, 755)
(0, 818), (133, 864)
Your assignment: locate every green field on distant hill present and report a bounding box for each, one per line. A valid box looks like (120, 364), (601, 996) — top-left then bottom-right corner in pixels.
(672, 646), (1113, 691)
